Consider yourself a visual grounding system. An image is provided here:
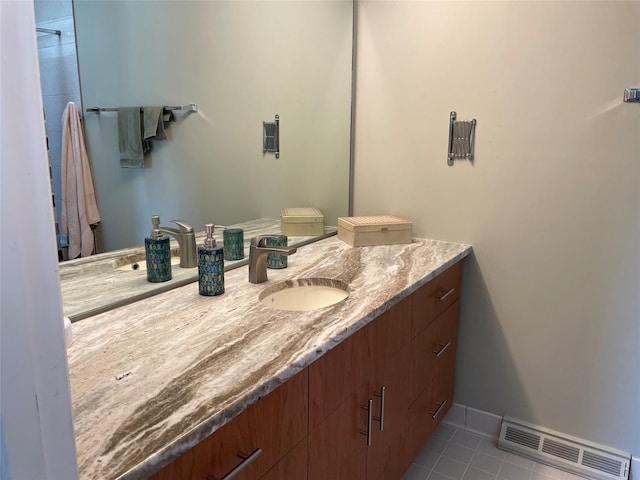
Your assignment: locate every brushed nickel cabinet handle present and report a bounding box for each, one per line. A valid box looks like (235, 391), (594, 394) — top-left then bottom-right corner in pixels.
(430, 400), (447, 420)
(207, 448), (262, 480)
(432, 341), (452, 357)
(360, 399), (373, 446)
(373, 386), (386, 432)
(437, 288), (455, 302)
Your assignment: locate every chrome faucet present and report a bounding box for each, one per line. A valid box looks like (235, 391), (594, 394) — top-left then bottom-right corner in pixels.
(249, 235), (297, 284)
(156, 218), (197, 268)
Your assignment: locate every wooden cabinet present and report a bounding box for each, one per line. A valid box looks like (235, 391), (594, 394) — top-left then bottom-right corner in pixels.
(309, 262), (463, 480)
(150, 368), (308, 480)
(151, 261), (463, 480)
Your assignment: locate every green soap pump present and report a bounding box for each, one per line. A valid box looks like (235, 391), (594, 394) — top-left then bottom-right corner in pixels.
(198, 224), (224, 296)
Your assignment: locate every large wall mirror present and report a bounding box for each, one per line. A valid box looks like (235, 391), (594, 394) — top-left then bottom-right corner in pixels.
(76, 0), (353, 252)
(36, 0), (354, 320)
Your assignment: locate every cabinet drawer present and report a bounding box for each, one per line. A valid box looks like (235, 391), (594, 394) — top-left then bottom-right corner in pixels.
(410, 300), (459, 408)
(412, 262), (462, 336)
(151, 368), (308, 480)
(407, 373), (454, 455)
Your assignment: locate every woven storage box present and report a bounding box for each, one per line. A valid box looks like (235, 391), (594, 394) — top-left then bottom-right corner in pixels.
(281, 207), (324, 236)
(337, 215), (413, 247)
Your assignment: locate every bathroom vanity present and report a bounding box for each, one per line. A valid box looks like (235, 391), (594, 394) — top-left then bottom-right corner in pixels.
(67, 235), (471, 479)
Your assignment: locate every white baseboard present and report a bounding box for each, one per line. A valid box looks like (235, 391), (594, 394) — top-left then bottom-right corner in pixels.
(442, 403), (501, 439)
(442, 402), (466, 429)
(465, 406), (502, 439)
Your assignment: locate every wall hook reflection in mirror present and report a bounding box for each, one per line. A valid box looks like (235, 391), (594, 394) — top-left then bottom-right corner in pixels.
(623, 88), (640, 103)
(447, 111), (476, 166)
(263, 114), (280, 159)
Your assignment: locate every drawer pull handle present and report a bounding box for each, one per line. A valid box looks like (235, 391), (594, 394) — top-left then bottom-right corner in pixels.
(433, 341), (452, 357)
(360, 399), (373, 446)
(207, 448), (262, 480)
(373, 386), (386, 431)
(437, 288), (455, 302)
(429, 400), (447, 420)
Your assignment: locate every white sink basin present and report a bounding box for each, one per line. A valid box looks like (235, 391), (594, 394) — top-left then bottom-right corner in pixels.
(259, 278), (349, 312)
(113, 250), (181, 272)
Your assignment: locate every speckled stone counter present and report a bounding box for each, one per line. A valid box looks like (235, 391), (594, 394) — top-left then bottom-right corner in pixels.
(60, 218), (336, 321)
(67, 236), (471, 480)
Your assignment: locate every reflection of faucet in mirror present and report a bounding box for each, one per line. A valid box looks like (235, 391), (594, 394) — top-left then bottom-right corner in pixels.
(157, 219), (197, 268)
(249, 236), (297, 284)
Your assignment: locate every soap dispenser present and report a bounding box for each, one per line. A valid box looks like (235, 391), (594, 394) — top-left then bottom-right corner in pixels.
(198, 224), (224, 296)
(145, 215), (172, 283)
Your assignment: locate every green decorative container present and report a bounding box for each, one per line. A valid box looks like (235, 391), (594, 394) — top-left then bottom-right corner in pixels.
(223, 228), (244, 261)
(266, 235), (288, 269)
(145, 236), (172, 283)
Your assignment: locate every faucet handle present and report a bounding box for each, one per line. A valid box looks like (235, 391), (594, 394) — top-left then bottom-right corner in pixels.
(170, 220), (194, 234)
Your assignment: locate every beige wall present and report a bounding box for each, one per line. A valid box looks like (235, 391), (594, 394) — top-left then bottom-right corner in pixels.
(75, 1), (352, 251)
(354, 1), (640, 455)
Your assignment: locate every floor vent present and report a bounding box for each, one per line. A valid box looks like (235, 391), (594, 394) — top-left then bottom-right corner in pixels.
(498, 416), (630, 480)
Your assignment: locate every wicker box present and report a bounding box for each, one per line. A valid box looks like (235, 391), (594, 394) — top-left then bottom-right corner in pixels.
(337, 215), (413, 247)
(281, 207), (324, 236)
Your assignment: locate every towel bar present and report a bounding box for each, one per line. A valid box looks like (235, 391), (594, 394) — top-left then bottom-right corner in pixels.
(86, 104), (198, 113)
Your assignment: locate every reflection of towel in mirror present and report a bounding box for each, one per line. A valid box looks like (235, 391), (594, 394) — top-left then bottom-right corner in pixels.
(118, 107), (175, 167)
(143, 107), (175, 150)
(117, 107), (146, 168)
(61, 101), (101, 259)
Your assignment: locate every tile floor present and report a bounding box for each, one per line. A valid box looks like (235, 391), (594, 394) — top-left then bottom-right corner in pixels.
(403, 423), (589, 480)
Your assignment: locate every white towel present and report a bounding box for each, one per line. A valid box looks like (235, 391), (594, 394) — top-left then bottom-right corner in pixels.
(61, 102), (100, 259)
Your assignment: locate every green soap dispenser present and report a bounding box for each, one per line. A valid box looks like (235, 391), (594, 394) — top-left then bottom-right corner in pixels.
(145, 215), (172, 283)
(198, 224), (224, 296)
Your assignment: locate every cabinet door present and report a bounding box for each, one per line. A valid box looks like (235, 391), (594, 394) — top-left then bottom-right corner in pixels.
(412, 262), (462, 336)
(408, 301), (460, 455)
(309, 325), (373, 428)
(366, 344), (413, 480)
(308, 381), (371, 480)
(308, 319), (376, 480)
(258, 439), (307, 480)
(151, 368), (308, 480)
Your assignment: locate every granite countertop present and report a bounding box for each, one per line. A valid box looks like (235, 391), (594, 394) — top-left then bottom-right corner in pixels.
(67, 236), (472, 480)
(60, 218), (336, 321)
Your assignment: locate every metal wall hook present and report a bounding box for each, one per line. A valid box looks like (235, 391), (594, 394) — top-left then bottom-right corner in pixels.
(263, 114), (280, 159)
(623, 88), (640, 103)
(447, 111), (476, 166)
